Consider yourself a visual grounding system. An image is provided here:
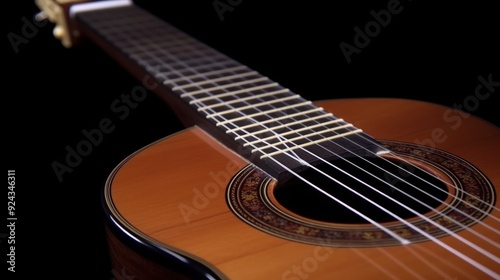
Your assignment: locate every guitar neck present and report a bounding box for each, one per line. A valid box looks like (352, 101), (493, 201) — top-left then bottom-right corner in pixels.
(63, 1), (386, 178)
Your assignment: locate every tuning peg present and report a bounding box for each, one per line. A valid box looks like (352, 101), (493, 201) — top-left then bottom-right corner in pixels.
(53, 25), (65, 40)
(34, 11), (48, 23)
(34, 11), (49, 22)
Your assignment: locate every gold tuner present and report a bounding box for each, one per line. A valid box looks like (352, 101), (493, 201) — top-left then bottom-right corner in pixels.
(34, 0), (89, 48)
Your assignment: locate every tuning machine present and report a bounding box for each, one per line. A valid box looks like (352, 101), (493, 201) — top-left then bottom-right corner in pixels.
(34, 0), (89, 48)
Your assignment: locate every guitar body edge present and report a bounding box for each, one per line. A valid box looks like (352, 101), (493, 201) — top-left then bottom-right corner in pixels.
(102, 98), (499, 280)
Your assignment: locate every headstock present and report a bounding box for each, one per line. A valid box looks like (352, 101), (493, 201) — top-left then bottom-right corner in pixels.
(34, 0), (90, 48)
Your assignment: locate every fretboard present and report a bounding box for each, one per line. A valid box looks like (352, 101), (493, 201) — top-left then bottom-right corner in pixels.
(72, 2), (387, 179)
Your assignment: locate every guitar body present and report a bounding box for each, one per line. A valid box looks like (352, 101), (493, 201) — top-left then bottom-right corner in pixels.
(30, 1), (498, 278)
(103, 98), (499, 280)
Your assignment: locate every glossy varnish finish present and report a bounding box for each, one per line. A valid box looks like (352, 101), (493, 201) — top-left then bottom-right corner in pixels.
(33, 1), (499, 278)
(104, 98), (500, 279)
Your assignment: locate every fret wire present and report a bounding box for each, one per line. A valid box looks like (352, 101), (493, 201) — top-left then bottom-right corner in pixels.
(168, 46), (217, 57)
(166, 47), (221, 59)
(127, 42), (209, 58)
(135, 52), (220, 67)
(197, 89), (290, 111)
(87, 7), (364, 160)
(123, 38), (204, 54)
(106, 34), (203, 59)
(215, 101), (312, 126)
(77, 9), (500, 272)
(187, 83), (279, 104)
(81, 8), (336, 144)
(91, 9), (344, 145)
(149, 15), (500, 264)
(172, 71), (259, 91)
(259, 130), (364, 159)
(84, 8), (227, 64)
(178, 77), (270, 97)
(97, 10), (273, 128)
(107, 30), (232, 81)
(94, 14), (216, 83)
(205, 95), (302, 118)
(163, 52), (221, 62)
(150, 38), (204, 49)
(96, 8), (308, 135)
(251, 124), (355, 152)
(106, 17), (278, 122)
(107, 33), (195, 50)
(154, 61), (242, 81)
(149, 60), (241, 85)
(137, 52), (226, 70)
(105, 25), (181, 40)
(225, 108), (326, 133)
(172, 67), (254, 85)
(241, 118), (344, 144)
(128, 30), (213, 51)
(163, 65), (248, 84)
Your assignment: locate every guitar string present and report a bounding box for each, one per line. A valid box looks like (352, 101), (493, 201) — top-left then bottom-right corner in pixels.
(153, 20), (496, 280)
(385, 246), (448, 280)
(111, 25), (409, 244)
(410, 241), (483, 279)
(228, 93), (500, 259)
(350, 247), (419, 280)
(139, 38), (500, 275)
(89, 0), (499, 220)
(169, 47), (500, 230)
(256, 150), (499, 278)
(200, 90), (500, 276)
(234, 121), (500, 229)
(94, 9), (496, 278)
(144, 10), (496, 243)
(175, 57), (500, 219)
(222, 106), (500, 218)
(378, 242), (480, 280)
(292, 142), (500, 250)
(109, 24), (412, 244)
(351, 242), (471, 280)
(169, 60), (500, 277)
(261, 96), (500, 237)
(325, 131), (500, 230)
(220, 99), (500, 230)
(243, 118), (500, 220)
(244, 119), (499, 229)
(226, 88), (500, 249)
(118, 15), (500, 274)
(278, 135), (500, 248)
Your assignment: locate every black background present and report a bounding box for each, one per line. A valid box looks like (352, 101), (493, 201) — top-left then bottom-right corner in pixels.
(4, 0), (499, 279)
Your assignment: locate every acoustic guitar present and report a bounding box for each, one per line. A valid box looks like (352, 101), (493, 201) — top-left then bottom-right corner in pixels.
(36, 1), (499, 279)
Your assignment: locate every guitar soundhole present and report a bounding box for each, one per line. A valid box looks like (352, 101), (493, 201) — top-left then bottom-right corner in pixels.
(226, 141), (495, 246)
(273, 157), (449, 224)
